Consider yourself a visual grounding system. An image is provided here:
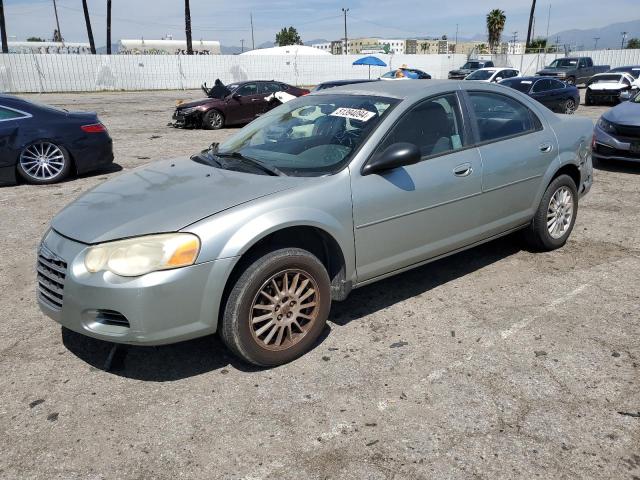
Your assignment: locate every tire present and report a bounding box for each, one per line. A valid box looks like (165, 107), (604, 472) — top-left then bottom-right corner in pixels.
(523, 174), (578, 251)
(562, 98), (577, 114)
(220, 248), (332, 367)
(202, 109), (224, 130)
(585, 93), (593, 106)
(17, 141), (71, 185)
(565, 76), (576, 86)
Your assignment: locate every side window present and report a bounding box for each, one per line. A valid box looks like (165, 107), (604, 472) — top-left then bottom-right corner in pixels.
(549, 79), (566, 90)
(532, 79), (551, 92)
(585, 58), (593, 67)
(262, 82), (283, 94)
(578, 59), (587, 68)
(377, 93), (465, 158)
(0, 106), (27, 120)
(236, 83), (258, 96)
(468, 92), (539, 143)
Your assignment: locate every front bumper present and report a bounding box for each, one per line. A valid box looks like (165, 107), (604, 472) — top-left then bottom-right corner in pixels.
(171, 109), (201, 128)
(592, 125), (640, 162)
(37, 229), (236, 345)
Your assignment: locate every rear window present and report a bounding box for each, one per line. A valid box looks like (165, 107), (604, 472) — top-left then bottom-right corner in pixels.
(590, 74), (622, 83)
(500, 79), (533, 93)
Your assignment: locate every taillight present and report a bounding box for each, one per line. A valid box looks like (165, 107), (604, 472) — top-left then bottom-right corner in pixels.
(300, 89), (310, 96)
(81, 123), (107, 133)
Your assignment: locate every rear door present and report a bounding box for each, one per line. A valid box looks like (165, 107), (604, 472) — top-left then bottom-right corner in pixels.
(0, 106), (29, 180)
(464, 90), (557, 234)
(530, 79), (555, 109)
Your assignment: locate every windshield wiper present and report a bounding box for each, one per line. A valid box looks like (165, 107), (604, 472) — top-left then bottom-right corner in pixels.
(190, 149), (223, 168)
(215, 151), (285, 177)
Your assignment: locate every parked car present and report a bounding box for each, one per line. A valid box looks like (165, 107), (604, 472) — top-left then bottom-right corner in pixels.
(0, 95), (113, 186)
(499, 76), (580, 114)
(608, 65), (640, 87)
(592, 90), (640, 163)
(585, 72), (636, 105)
(536, 57), (610, 86)
(448, 60), (495, 80)
(39, 81), (593, 366)
(464, 67), (520, 83)
(313, 79), (378, 91)
(380, 68), (431, 80)
(172, 81), (310, 130)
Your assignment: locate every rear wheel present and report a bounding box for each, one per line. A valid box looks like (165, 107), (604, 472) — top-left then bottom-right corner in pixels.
(202, 109), (224, 130)
(563, 98), (577, 114)
(17, 141), (71, 184)
(523, 174), (578, 251)
(220, 248), (331, 366)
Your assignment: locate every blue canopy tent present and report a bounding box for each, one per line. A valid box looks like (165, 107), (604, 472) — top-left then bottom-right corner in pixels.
(352, 56), (387, 79)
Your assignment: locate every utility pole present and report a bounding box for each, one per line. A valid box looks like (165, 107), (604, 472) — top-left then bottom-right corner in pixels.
(106, 0), (112, 54)
(52, 0), (63, 43)
(455, 24), (458, 53)
(621, 31), (628, 49)
(593, 37), (600, 50)
(184, 0), (193, 54)
(525, 0), (537, 48)
(250, 13), (254, 50)
(0, 0), (7, 53)
(82, 0), (96, 54)
(511, 31), (518, 54)
(342, 7), (349, 55)
(240, 39), (244, 53)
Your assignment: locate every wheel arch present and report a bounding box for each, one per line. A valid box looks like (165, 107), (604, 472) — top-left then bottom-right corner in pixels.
(551, 163), (581, 190)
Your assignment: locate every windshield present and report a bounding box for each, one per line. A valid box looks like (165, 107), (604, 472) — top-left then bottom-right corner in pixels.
(591, 74), (622, 83)
(466, 69), (494, 80)
(548, 58), (578, 68)
(216, 94), (398, 176)
(462, 62), (480, 70)
(500, 79), (533, 93)
(380, 71), (395, 78)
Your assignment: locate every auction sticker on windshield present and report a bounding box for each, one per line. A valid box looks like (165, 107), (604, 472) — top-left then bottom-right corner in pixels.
(330, 107), (376, 122)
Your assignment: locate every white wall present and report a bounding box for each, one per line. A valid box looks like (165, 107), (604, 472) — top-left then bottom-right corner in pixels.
(0, 50), (637, 93)
(0, 53), (466, 93)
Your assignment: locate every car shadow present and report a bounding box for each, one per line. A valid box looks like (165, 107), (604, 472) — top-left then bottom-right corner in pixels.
(61, 235), (522, 381)
(76, 162), (123, 180)
(593, 158), (640, 175)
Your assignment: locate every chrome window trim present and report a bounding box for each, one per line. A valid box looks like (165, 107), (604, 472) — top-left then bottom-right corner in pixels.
(0, 104), (33, 122)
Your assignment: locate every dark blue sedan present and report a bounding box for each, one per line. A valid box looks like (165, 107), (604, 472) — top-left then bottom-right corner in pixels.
(499, 76), (580, 114)
(0, 95), (113, 185)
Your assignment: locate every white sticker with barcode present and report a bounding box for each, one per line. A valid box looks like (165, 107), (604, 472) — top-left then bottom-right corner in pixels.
(330, 107), (376, 122)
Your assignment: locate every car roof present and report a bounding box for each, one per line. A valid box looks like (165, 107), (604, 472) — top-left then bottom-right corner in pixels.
(591, 72), (627, 78)
(320, 79), (376, 86)
(312, 79), (460, 99)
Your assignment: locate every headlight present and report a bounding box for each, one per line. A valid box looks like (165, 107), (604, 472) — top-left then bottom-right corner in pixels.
(597, 117), (617, 134)
(179, 106), (200, 115)
(84, 233), (200, 277)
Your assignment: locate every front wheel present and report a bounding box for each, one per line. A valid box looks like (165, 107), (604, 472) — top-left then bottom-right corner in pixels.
(17, 141), (71, 184)
(565, 76), (576, 86)
(220, 248), (332, 366)
(523, 174), (578, 251)
(202, 109), (224, 130)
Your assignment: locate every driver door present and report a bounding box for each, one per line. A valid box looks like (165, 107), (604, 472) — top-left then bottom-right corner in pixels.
(350, 92), (483, 282)
(228, 83), (261, 124)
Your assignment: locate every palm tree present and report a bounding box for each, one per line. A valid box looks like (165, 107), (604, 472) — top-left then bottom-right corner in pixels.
(82, 0), (96, 54)
(106, 0), (112, 54)
(486, 9), (506, 54)
(525, 0), (537, 48)
(184, 0), (193, 55)
(0, 0), (8, 53)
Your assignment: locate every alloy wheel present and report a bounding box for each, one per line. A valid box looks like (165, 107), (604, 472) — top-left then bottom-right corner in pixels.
(19, 142), (66, 181)
(208, 112), (223, 128)
(250, 269), (320, 351)
(547, 186), (574, 239)
(564, 99), (576, 114)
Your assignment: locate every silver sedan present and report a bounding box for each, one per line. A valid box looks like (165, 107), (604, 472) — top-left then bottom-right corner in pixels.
(37, 80), (594, 366)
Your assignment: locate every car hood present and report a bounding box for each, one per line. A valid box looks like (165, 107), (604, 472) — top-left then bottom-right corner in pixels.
(177, 98), (223, 109)
(537, 68), (566, 74)
(603, 101), (640, 125)
(51, 157), (307, 244)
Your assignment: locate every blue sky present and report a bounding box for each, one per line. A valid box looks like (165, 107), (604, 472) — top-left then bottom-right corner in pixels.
(4, 0), (639, 47)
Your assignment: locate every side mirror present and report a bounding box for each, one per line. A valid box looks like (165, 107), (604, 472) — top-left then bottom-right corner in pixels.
(231, 93), (241, 100)
(494, 76), (503, 82)
(362, 142), (421, 175)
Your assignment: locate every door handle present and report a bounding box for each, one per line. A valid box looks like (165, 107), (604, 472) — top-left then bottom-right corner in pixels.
(453, 163), (473, 177)
(251, 98), (260, 102)
(539, 143), (553, 153)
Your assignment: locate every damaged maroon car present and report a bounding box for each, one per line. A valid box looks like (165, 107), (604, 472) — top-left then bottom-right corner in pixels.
(172, 80), (309, 130)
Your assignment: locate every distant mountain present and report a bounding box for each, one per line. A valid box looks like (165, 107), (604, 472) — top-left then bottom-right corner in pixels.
(96, 43), (119, 54)
(304, 39), (330, 46)
(549, 19), (640, 50)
